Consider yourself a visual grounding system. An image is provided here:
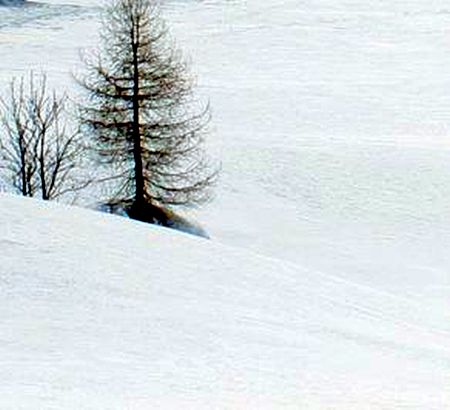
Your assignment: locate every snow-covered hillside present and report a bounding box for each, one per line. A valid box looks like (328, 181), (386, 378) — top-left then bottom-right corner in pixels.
(1, 0), (450, 407)
(2, 1), (450, 286)
(0, 194), (448, 409)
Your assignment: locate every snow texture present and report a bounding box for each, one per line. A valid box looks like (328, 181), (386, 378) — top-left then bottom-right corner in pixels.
(0, 194), (449, 409)
(0, 0), (449, 408)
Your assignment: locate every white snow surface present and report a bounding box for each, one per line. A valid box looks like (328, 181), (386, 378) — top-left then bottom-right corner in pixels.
(1, 0), (450, 408)
(0, 194), (448, 409)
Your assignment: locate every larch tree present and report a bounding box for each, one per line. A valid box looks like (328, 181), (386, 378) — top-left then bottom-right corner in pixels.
(80, 0), (217, 224)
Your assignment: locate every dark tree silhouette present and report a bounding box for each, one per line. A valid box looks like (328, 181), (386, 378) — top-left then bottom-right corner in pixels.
(80, 0), (217, 223)
(0, 73), (89, 201)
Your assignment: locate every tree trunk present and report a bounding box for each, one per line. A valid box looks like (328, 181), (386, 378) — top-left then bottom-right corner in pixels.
(132, 29), (144, 204)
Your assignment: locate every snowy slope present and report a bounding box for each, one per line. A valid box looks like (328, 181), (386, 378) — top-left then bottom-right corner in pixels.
(169, 0), (450, 296)
(0, 1), (450, 408)
(1, 0), (450, 299)
(0, 194), (449, 409)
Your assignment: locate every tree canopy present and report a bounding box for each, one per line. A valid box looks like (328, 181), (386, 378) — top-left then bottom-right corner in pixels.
(80, 0), (217, 219)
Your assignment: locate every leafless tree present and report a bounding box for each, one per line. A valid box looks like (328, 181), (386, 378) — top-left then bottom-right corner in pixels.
(0, 73), (90, 201)
(79, 0), (217, 223)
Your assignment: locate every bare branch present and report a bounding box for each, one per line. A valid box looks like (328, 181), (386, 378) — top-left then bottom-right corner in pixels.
(0, 73), (92, 201)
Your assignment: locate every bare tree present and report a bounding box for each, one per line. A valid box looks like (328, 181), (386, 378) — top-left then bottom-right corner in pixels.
(0, 73), (90, 201)
(79, 0), (217, 223)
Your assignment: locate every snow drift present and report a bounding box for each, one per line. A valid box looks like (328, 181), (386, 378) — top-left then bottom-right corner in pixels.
(0, 194), (448, 409)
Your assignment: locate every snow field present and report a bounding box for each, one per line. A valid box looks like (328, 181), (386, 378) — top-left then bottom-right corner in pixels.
(0, 0), (449, 407)
(0, 194), (449, 409)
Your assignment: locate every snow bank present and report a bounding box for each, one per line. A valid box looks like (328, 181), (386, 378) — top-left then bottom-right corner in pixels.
(0, 194), (448, 409)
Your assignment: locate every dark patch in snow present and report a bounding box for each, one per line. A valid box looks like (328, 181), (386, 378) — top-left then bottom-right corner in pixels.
(0, 1), (96, 30)
(0, 0), (25, 6)
(99, 201), (210, 239)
